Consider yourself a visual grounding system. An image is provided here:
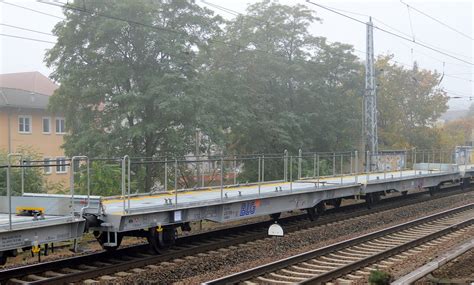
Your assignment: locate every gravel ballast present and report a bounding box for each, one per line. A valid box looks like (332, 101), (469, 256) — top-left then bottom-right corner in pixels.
(100, 191), (474, 284)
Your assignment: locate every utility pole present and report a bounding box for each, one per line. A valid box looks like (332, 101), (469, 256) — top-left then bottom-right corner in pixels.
(364, 17), (378, 172)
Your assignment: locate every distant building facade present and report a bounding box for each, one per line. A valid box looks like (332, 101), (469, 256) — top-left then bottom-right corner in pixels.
(0, 72), (68, 188)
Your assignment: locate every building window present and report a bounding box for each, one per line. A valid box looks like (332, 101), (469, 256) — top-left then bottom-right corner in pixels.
(42, 117), (51, 134)
(18, 115), (32, 133)
(43, 158), (51, 174)
(55, 117), (66, 134)
(56, 157), (67, 173)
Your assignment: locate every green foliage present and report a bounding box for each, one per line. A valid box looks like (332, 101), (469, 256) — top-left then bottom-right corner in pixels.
(45, 0), (450, 192)
(0, 148), (46, 195)
(376, 56), (448, 149)
(467, 103), (474, 118)
(202, 0), (363, 156)
(368, 270), (392, 285)
(76, 161), (123, 197)
(46, 0), (222, 191)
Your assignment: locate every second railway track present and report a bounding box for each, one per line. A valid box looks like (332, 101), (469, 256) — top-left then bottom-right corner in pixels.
(0, 185), (472, 284)
(204, 203), (474, 285)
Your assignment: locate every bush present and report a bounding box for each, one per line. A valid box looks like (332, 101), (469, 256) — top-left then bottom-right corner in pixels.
(368, 270), (392, 285)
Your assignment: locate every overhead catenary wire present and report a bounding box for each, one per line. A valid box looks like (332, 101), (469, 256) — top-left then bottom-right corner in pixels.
(200, 0), (473, 85)
(306, 3), (472, 70)
(6, 0), (469, 85)
(400, 0), (474, 41)
(305, 0), (473, 66)
(0, 33), (55, 44)
(404, 2), (415, 42)
(305, 1), (472, 62)
(0, 1), (65, 20)
(36, 0), (356, 69)
(0, 23), (56, 37)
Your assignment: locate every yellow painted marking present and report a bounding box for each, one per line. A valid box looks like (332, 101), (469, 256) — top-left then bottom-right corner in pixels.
(102, 181), (291, 205)
(31, 245), (40, 253)
(16, 207), (44, 214)
(301, 170), (416, 183)
(103, 170), (423, 207)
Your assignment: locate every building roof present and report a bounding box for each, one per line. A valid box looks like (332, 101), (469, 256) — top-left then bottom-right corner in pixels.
(0, 71), (58, 96)
(0, 87), (50, 109)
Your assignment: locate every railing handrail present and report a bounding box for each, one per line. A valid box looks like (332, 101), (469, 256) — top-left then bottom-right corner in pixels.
(70, 156), (90, 218)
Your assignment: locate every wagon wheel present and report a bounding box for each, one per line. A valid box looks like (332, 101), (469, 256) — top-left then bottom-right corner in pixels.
(306, 207), (318, 221)
(330, 198), (342, 209)
(93, 231), (123, 251)
(147, 226), (176, 253)
(270, 212), (281, 221)
(0, 252), (7, 266)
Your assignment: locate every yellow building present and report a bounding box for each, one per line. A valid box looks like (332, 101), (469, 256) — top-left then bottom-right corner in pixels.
(0, 72), (68, 189)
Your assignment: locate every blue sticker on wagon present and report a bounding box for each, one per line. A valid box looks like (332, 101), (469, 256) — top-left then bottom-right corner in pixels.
(239, 201), (256, 216)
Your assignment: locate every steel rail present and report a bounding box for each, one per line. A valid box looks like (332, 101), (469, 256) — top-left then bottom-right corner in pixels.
(0, 184), (471, 284)
(203, 202), (474, 285)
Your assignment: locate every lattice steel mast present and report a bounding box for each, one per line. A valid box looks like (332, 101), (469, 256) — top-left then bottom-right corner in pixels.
(364, 17), (378, 171)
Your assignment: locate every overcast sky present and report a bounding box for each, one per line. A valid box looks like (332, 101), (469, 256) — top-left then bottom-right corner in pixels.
(0, 0), (472, 110)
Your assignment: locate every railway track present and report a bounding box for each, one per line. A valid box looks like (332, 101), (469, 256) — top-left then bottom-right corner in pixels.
(0, 185), (471, 284)
(204, 203), (474, 285)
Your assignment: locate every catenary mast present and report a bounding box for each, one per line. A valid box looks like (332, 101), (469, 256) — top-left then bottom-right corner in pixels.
(364, 17), (378, 171)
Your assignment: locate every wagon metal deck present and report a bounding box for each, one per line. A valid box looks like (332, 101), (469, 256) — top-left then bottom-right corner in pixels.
(0, 195), (85, 253)
(92, 164), (471, 232)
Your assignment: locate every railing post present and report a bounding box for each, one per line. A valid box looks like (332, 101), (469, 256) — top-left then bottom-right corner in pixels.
(366, 151), (370, 182)
(340, 154), (343, 184)
(404, 149), (407, 171)
(121, 157), (126, 212)
(233, 155), (237, 185)
(174, 159), (178, 205)
(71, 156), (89, 217)
(290, 156), (293, 192)
(220, 156), (224, 200)
(262, 154), (265, 183)
(6, 154), (19, 230)
(400, 152), (403, 178)
(354, 151), (358, 184)
(465, 148), (468, 171)
(202, 156), (205, 188)
(350, 152), (353, 175)
(414, 149), (417, 176)
(258, 156), (261, 196)
(298, 149), (302, 180)
(428, 150), (431, 171)
(332, 152), (336, 176)
(6, 161), (11, 230)
(439, 149), (442, 172)
(164, 158), (168, 191)
(317, 154), (320, 188)
(127, 156), (130, 212)
(313, 153), (316, 178)
(87, 158), (91, 210)
(284, 150), (288, 182)
(20, 159), (24, 196)
(383, 155), (386, 180)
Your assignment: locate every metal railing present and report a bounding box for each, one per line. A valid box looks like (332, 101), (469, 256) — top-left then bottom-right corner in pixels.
(70, 156), (90, 217)
(1, 147), (471, 218)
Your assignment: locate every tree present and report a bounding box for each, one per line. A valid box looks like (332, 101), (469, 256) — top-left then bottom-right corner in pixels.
(202, 0), (363, 156)
(0, 148), (48, 195)
(198, 0), (364, 180)
(375, 56), (448, 149)
(46, 0), (222, 191)
(467, 103), (474, 118)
